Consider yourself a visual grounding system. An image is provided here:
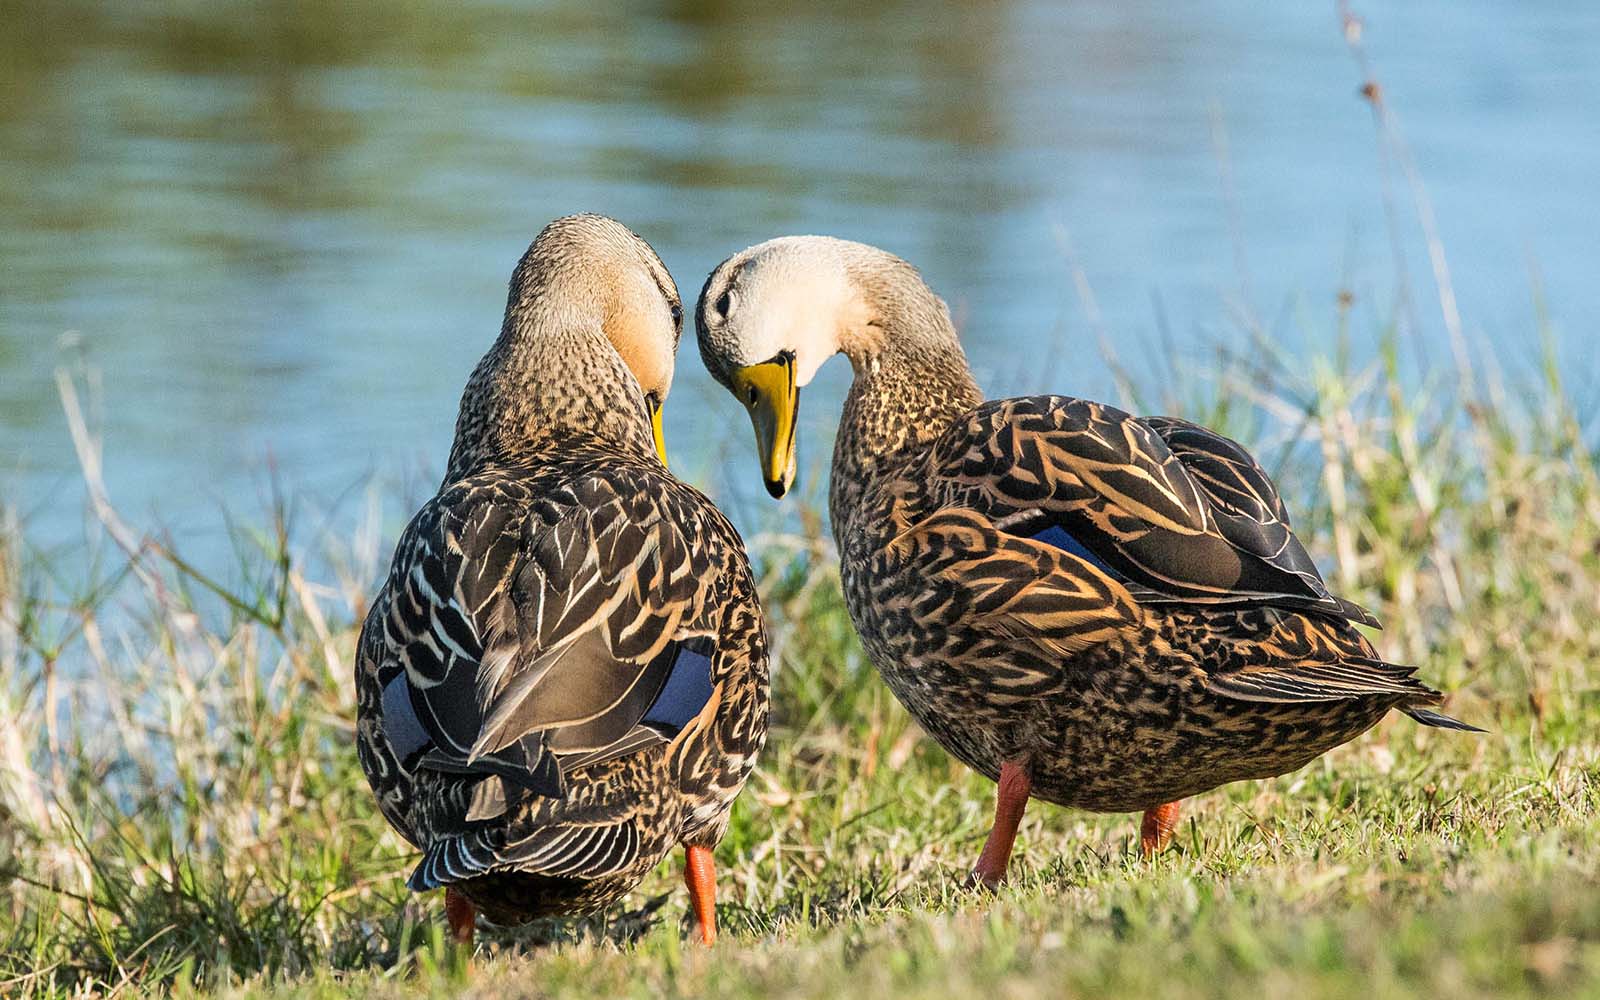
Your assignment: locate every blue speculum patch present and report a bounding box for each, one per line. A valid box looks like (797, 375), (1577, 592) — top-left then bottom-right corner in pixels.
(381, 672), (433, 765)
(1031, 523), (1120, 577)
(643, 640), (716, 734)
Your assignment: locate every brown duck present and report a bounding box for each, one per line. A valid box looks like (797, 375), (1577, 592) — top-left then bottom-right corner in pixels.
(355, 215), (769, 945)
(693, 236), (1474, 887)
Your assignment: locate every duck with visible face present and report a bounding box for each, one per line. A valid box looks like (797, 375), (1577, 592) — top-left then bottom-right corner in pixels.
(697, 235), (1475, 888)
(356, 214), (770, 947)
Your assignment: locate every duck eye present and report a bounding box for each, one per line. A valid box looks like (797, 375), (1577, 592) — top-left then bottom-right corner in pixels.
(715, 290), (734, 319)
(670, 302), (683, 326)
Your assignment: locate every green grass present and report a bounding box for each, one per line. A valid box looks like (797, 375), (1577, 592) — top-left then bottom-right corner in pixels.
(1, 323), (1597, 998)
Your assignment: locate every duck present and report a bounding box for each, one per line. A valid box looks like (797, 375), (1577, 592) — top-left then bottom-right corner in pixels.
(693, 236), (1475, 887)
(355, 214), (769, 947)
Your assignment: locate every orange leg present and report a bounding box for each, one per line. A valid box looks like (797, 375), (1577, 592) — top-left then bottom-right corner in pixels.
(1140, 800), (1182, 858)
(684, 844), (717, 946)
(444, 887), (476, 948)
(969, 758), (1033, 889)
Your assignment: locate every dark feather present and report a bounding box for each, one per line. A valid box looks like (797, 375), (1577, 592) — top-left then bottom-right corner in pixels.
(1403, 707), (1486, 732)
(409, 834), (503, 891)
(934, 397), (1376, 626)
(418, 734), (564, 798)
(376, 475), (712, 793)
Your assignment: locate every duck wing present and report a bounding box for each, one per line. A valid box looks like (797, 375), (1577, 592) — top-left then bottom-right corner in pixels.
(926, 396), (1373, 626)
(910, 397), (1478, 726)
(1140, 415), (1377, 626)
(375, 469), (716, 804)
(882, 505), (1142, 686)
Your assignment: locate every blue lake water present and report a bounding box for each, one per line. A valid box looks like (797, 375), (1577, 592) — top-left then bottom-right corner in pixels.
(2, 0), (1596, 565)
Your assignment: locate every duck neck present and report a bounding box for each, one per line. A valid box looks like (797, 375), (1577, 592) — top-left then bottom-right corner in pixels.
(445, 319), (655, 483)
(829, 301), (983, 540)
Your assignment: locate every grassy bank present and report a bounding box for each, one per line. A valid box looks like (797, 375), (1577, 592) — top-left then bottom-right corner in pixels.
(0, 330), (1597, 998)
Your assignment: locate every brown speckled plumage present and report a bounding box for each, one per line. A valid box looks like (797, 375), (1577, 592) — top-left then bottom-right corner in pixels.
(356, 215), (768, 932)
(697, 236), (1472, 866)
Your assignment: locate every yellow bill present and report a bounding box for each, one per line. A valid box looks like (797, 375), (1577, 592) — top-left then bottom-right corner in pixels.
(729, 352), (798, 498)
(647, 394), (669, 468)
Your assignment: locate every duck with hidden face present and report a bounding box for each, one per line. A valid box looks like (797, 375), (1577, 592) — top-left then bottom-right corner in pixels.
(355, 215), (770, 947)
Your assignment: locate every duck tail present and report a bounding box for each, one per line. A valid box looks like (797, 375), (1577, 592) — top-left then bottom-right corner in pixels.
(1402, 706), (1486, 733)
(408, 832), (501, 892)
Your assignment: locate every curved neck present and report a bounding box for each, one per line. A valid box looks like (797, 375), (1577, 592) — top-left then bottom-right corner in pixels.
(445, 317), (654, 483)
(828, 273), (983, 534)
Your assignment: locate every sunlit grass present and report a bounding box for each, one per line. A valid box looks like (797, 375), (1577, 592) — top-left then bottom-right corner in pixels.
(0, 322), (1595, 998)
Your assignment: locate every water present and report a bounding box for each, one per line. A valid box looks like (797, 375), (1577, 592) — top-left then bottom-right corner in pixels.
(3, 0), (1596, 563)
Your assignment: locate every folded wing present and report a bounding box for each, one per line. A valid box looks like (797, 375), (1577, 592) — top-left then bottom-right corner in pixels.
(377, 472), (713, 800)
(927, 396), (1375, 626)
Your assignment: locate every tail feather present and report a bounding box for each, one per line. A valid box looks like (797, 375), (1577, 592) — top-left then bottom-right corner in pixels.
(417, 732), (564, 798)
(1206, 655), (1436, 704)
(1403, 707), (1486, 733)
(1335, 595), (1382, 629)
(408, 833), (500, 892)
(1208, 653), (1483, 737)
